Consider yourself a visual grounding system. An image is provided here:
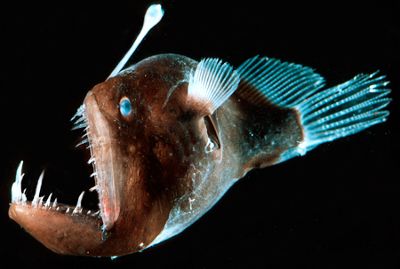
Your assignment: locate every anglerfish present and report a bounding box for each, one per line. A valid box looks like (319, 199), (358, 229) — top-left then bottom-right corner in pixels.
(8, 4), (391, 257)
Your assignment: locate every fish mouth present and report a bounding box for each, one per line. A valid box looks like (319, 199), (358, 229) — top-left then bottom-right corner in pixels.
(8, 160), (104, 255)
(81, 91), (122, 231)
(8, 91), (122, 255)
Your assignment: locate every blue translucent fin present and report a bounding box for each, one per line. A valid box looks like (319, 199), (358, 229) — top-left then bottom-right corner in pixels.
(188, 58), (240, 114)
(237, 56), (391, 160)
(297, 72), (391, 153)
(236, 55), (326, 107)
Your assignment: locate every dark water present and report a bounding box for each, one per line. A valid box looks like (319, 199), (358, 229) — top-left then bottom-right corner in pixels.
(0, 1), (399, 268)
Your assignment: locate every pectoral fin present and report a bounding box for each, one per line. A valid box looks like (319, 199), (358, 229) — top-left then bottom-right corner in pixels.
(187, 58), (240, 114)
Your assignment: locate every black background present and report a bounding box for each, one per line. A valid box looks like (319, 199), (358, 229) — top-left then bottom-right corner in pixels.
(0, 0), (399, 268)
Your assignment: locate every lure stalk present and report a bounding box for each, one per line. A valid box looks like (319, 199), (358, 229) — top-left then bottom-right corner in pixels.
(108, 4), (164, 78)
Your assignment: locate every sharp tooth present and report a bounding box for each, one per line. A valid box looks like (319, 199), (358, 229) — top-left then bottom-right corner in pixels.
(88, 157), (95, 164)
(73, 191), (85, 214)
(76, 138), (89, 147)
(70, 113), (79, 122)
(44, 193), (53, 208)
(52, 198), (58, 208)
(21, 189), (27, 204)
(71, 105), (85, 122)
(92, 210), (100, 217)
(90, 172), (97, 178)
(38, 196), (44, 207)
(73, 115), (86, 125)
(72, 123), (88, 130)
(87, 210), (92, 215)
(89, 185), (98, 192)
(66, 208), (70, 213)
(32, 170), (45, 207)
(11, 161), (24, 203)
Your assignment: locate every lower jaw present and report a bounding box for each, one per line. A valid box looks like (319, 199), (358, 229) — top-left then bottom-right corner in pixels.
(9, 202), (104, 256)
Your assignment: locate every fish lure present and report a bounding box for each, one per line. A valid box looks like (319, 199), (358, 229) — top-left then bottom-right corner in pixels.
(9, 4), (391, 257)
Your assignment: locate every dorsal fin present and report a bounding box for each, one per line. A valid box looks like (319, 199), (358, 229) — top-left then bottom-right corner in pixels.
(236, 55), (325, 107)
(187, 58), (240, 114)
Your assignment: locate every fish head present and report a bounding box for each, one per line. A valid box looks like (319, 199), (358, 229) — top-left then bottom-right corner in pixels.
(9, 54), (223, 256)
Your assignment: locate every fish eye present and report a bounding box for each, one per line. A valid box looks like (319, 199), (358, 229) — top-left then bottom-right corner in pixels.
(119, 97), (132, 117)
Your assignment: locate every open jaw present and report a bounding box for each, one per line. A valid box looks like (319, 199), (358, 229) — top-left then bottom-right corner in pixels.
(8, 95), (122, 256)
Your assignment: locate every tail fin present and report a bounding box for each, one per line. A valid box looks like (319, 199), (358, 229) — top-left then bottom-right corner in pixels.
(296, 72), (391, 155)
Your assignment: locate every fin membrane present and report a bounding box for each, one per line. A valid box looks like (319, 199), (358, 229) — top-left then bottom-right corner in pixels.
(188, 58), (240, 114)
(236, 55), (326, 107)
(236, 56), (391, 156)
(298, 72), (391, 152)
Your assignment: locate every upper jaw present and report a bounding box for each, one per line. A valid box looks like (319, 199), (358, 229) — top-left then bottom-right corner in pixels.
(83, 91), (123, 231)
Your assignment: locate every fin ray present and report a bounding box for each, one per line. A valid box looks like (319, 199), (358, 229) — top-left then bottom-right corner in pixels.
(298, 72), (391, 151)
(188, 58), (240, 113)
(236, 56), (325, 107)
(236, 56), (391, 162)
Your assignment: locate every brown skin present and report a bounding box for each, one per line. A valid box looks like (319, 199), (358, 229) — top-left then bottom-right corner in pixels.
(9, 54), (303, 256)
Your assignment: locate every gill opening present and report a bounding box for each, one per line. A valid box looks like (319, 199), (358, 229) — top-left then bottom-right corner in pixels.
(204, 115), (220, 153)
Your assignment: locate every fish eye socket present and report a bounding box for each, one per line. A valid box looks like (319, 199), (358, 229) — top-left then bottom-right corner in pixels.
(119, 97), (132, 117)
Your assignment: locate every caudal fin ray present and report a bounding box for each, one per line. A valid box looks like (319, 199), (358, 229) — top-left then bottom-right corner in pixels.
(298, 72), (391, 150)
(305, 96), (391, 129)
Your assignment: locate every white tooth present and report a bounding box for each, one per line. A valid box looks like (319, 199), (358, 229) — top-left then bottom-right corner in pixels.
(11, 161), (24, 203)
(45, 193), (53, 208)
(76, 138), (89, 147)
(87, 210), (91, 215)
(92, 210), (100, 216)
(21, 189), (27, 204)
(71, 105), (85, 122)
(88, 157), (95, 164)
(89, 185), (98, 192)
(74, 115), (86, 124)
(71, 114), (78, 122)
(73, 191), (85, 214)
(72, 122), (88, 130)
(66, 208), (70, 213)
(56, 206), (60, 211)
(32, 170), (45, 207)
(90, 172), (97, 178)
(38, 196), (44, 207)
(52, 198), (58, 208)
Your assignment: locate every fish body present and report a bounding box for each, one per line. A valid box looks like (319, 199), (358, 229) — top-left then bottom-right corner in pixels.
(8, 4), (391, 258)
(9, 53), (391, 256)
